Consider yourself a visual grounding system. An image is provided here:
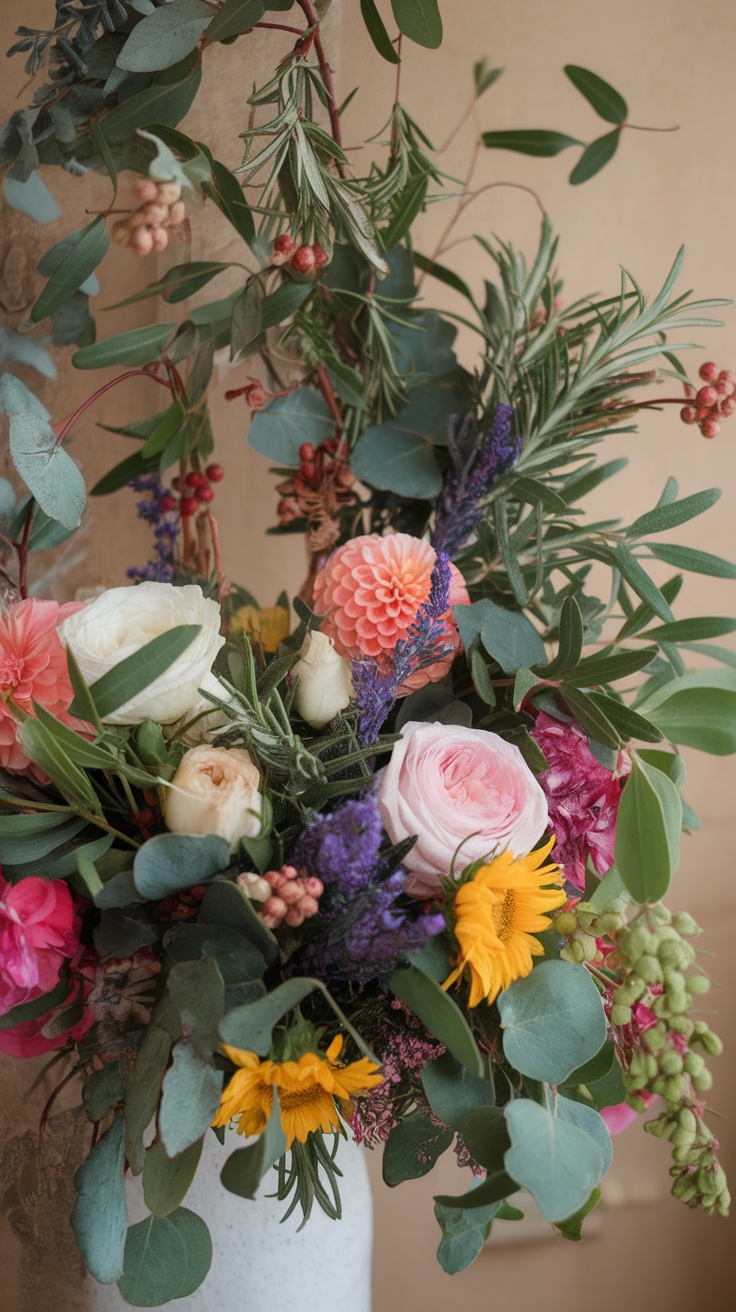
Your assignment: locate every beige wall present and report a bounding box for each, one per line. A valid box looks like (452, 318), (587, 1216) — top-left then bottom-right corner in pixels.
(1, 2), (735, 1309)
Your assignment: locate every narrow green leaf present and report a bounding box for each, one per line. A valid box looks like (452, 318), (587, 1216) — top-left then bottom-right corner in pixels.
(17, 718), (101, 813)
(564, 66), (628, 123)
(562, 646), (658, 687)
(89, 121), (118, 201)
(636, 617), (736, 644)
(569, 129), (621, 185)
(72, 322), (176, 369)
(413, 252), (474, 302)
(66, 648), (104, 734)
(615, 756), (681, 901)
(220, 1098), (287, 1198)
(360, 0), (401, 63)
(648, 542), (736, 579)
(31, 217), (109, 322)
(389, 962), (483, 1075)
(474, 61), (504, 96)
(543, 597), (584, 677)
(627, 488), (720, 537)
(495, 499), (529, 605)
(611, 543), (675, 622)
(558, 686), (620, 749)
(482, 130), (583, 156)
(85, 626), (200, 720)
(587, 694), (664, 743)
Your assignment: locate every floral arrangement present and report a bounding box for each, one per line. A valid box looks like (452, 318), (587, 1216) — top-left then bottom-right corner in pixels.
(1, 1), (734, 1305)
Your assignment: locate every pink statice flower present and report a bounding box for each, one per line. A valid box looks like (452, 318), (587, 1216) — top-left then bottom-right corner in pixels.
(0, 872), (81, 1014)
(0, 598), (85, 777)
(530, 710), (624, 890)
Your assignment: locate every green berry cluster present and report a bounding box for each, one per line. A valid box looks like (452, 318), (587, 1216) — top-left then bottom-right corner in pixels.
(610, 904), (729, 1218)
(555, 901), (625, 966)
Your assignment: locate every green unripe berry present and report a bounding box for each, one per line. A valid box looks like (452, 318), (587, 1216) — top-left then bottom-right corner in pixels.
(658, 939), (692, 970)
(638, 954), (664, 984)
(699, 1030), (723, 1057)
(684, 1053), (705, 1078)
(610, 1004), (633, 1027)
(678, 1107), (698, 1133)
(614, 976), (646, 1006)
(596, 911), (624, 935)
(671, 1126), (696, 1148)
(692, 1068), (713, 1093)
(663, 1075), (686, 1104)
(660, 1051), (684, 1076)
(671, 911), (702, 937)
(668, 1014), (694, 1037)
(688, 973), (711, 995)
(627, 925), (659, 959)
(642, 1022), (668, 1053)
(577, 931), (598, 962)
(554, 910), (578, 937)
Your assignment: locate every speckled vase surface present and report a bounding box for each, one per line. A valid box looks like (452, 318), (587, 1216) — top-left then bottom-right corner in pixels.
(86, 1131), (373, 1311)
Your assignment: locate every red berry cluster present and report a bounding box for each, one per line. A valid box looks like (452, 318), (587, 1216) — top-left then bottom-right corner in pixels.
(270, 233), (329, 274)
(171, 464), (225, 517)
(276, 437), (355, 529)
(681, 362), (734, 439)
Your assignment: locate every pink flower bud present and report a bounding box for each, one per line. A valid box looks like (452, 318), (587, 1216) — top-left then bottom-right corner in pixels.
(129, 226), (154, 255)
(166, 201), (186, 227)
(303, 876), (323, 898)
(284, 907), (305, 927)
(261, 896), (287, 929)
(280, 882), (303, 906)
(150, 226), (169, 253)
(299, 895), (319, 918)
(141, 203), (169, 226)
(156, 181), (182, 206)
(133, 178), (159, 204)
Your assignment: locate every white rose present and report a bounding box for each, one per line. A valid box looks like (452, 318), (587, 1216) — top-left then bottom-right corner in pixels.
(292, 631), (353, 729)
(59, 582), (224, 725)
(169, 672), (239, 746)
(164, 745), (262, 847)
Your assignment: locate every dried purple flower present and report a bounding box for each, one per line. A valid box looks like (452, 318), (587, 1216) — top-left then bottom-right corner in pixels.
(433, 403), (520, 556)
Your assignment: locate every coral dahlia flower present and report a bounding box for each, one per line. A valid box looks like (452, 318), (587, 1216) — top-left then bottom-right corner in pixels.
(0, 598), (83, 776)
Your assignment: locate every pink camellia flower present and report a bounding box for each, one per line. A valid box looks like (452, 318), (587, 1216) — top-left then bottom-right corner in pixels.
(312, 534), (469, 694)
(0, 872), (81, 1015)
(0, 945), (95, 1059)
(378, 720), (549, 898)
(530, 710), (624, 890)
(0, 598), (84, 776)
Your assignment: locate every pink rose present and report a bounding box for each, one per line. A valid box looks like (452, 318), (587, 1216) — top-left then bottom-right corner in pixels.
(0, 873), (80, 1015)
(377, 721), (549, 897)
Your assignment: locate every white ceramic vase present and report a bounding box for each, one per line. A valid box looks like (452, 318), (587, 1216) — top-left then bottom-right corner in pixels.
(86, 1131), (373, 1311)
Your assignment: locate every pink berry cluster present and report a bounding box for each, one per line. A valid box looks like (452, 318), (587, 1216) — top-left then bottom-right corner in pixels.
(237, 865), (323, 930)
(111, 178), (187, 256)
(169, 464), (225, 519)
(270, 233), (329, 275)
(681, 362), (734, 439)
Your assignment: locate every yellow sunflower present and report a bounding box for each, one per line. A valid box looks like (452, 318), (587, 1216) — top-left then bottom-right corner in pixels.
(442, 838), (566, 1007)
(231, 603), (290, 653)
(213, 1035), (382, 1149)
(212, 1046), (276, 1136)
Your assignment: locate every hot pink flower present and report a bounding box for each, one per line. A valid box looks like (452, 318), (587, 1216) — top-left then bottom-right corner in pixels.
(0, 945), (95, 1058)
(0, 872), (81, 1014)
(0, 598), (84, 776)
(530, 710), (623, 890)
(312, 533), (469, 692)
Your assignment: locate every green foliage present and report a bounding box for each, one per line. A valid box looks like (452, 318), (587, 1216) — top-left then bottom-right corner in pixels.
(81, 625), (201, 720)
(569, 129), (621, 185)
(614, 755), (682, 901)
(390, 0), (443, 50)
(434, 1197), (500, 1274)
(9, 412), (86, 529)
(498, 960), (607, 1084)
(248, 387), (334, 464)
(389, 961), (483, 1074)
(383, 1110), (454, 1185)
(159, 1041), (223, 1157)
(117, 1208), (212, 1306)
(220, 1099), (287, 1198)
(143, 1138), (203, 1217)
(71, 1113), (127, 1284)
(482, 130), (583, 156)
(564, 66), (628, 124)
(117, 1), (212, 73)
(504, 1098), (606, 1221)
(133, 833), (231, 899)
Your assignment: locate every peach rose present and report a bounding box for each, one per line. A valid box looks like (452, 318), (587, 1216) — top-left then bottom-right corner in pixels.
(377, 721), (549, 897)
(164, 745), (262, 848)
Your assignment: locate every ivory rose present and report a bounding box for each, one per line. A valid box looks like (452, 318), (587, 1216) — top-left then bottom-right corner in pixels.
(377, 721), (549, 897)
(59, 581), (224, 725)
(165, 745), (262, 847)
(293, 631), (353, 728)
(0, 873), (80, 1015)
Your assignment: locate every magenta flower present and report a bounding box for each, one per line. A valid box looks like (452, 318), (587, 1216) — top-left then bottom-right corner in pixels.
(0, 873), (81, 1014)
(531, 710), (623, 890)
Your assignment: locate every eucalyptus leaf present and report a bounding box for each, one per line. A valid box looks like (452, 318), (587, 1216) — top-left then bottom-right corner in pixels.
(117, 1208), (212, 1306)
(10, 412), (85, 529)
(498, 959), (607, 1085)
(71, 1114), (127, 1284)
(133, 832), (231, 899)
(117, 0), (212, 73)
(504, 1099), (604, 1222)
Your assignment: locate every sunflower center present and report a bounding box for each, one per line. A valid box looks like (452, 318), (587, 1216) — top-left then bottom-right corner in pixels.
(491, 889), (517, 943)
(279, 1082), (324, 1110)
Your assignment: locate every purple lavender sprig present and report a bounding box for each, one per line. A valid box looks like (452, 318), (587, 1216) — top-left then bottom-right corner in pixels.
(127, 475), (179, 583)
(432, 403), (520, 557)
(352, 554), (456, 745)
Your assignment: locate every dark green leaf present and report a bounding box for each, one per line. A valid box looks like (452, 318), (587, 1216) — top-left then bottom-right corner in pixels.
(482, 130), (583, 156)
(434, 1169), (518, 1210)
(117, 0), (212, 73)
(360, 0), (400, 63)
(390, 0), (442, 49)
(71, 1114), (127, 1283)
(562, 646), (658, 687)
(413, 252), (474, 302)
(558, 685), (621, 749)
(31, 217), (109, 322)
(202, 155), (256, 245)
(117, 1208), (212, 1306)
(106, 263), (230, 310)
(611, 543), (675, 622)
(220, 1098), (287, 1198)
(554, 1186), (601, 1241)
(564, 66), (628, 123)
(544, 596), (584, 676)
(636, 616), (736, 643)
(461, 1105), (511, 1173)
(389, 962), (483, 1075)
(474, 61), (504, 96)
(421, 1053), (493, 1131)
(73, 322), (176, 369)
(17, 717), (101, 812)
(206, 0), (265, 43)
(200, 878), (279, 965)
(383, 1111), (453, 1185)
(569, 129), (621, 185)
(167, 956), (225, 1058)
(90, 448), (158, 496)
(587, 694), (664, 743)
(434, 1198), (497, 1275)
(383, 173), (429, 250)
(0, 969), (70, 1031)
(126, 1024), (172, 1174)
(615, 755), (681, 901)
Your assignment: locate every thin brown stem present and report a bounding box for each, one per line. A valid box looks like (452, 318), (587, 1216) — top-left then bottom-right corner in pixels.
(296, 0), (348, 177)
(254, 21), (306, 36)
(436, 90), (477, 155)
(53, 369), (173, 449)
(625, 122), (680, 133)
(418, 172), (547, 293)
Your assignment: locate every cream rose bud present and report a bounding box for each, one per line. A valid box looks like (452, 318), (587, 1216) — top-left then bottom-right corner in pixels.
(292, 631), (353, 729)
(164, 746), (262, 847)
(378, 720), (549, 898)
(59, 582), (224, 725)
